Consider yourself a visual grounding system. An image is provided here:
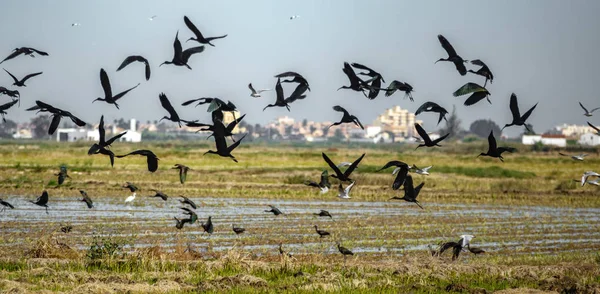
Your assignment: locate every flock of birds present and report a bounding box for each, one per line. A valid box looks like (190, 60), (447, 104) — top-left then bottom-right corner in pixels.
(0, 14), (598, 261)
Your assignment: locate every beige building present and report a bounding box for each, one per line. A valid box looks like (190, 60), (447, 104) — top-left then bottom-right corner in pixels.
(555, 124), (595, 138)
(372, 106), (422, 138)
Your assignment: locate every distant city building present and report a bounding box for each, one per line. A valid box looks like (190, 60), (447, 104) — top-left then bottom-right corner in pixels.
(372, 106), (422, 139)
(555, 124), (595, 138)
(578, 133), (600, 146)
(55, 118), (141, 142)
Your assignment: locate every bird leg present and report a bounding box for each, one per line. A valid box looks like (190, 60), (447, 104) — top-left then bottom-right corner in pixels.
(45, 206), (48, 214)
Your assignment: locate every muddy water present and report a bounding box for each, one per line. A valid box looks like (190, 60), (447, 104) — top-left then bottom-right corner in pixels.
(1, 195), (599, 256)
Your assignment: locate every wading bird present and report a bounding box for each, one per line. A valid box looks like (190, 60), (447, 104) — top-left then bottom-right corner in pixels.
(88, 115), (127, 155)
(117, 149), (159, 172)
(352, 62), (384, 99)
(202, 216), (214, 234)
(0, 198), (14, 212)
(149, 189), (168, 201)
(337, 181), (355, 199)
(0, 99), (18, 122)
(440, 235), (474, 261)
(337, 242), (354, 260)
(383, 80), (414, 101)
(232, 224), (245, 234)
(263, 78), (306, 111)
(265, 205), (283, 216)
(414, 123), (449, 149)
(0, 47), (49, 64)
(314, 209), (332, 218)
(0, 87), (19, 99)
(328, 105), (364, 130)
(173, 164), (191, 184)
(55, 165), (70, 185)
(3, 69), (42, 87)
(411, 165), (432, 175)
(579, 102), (600, 117)
(478, 131), (516, 162)
(390, 175), (424, 209)
(79, 190), (93, 209)
(453, 82), (491, 106)
(338, 62), (369, 94)
(468, 59), (494, 86)
(159, 93), (193, 127)
(502, 93), (538, 132)
(26, 100), (86, 135)
(93, 68), (139, 109)
(322, 152), (365, 182)
(467, 245), (485, 255)
(415, 101), (448, 125)
(436, 34), (467, 75)
(248, 83), (270, 98)
(581, 171), (600, 187)
(30, 190), (49, 214)
(174, 217), (191, 230)
(274, 71), (310, 91)
(305, 170), (331, 194)
(314, 225), (330, 238)
(184, 16), (228, 46)
(559, 153), (587, 161)
(123, 182), (139, 203)
(117, 55), (151, 81)
(278, 243), (293, 258)
(203, 119), (246, 162)
(179, 196), (197, 209)
(180, 207), (198, 224)
(160, 31), (205, 70)
(376, 160), (409, 190)
(588, 122), (600, 135)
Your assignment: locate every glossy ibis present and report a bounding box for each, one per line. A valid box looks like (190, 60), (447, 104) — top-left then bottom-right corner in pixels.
(305, 170), (331, 194)
(467, 245), (485, 255)
(415, 101), (448, 125)
(376, 160), (409, 190)
(478, 131), (516, 162)
(414, 123), (449, 149)
(0, 87), (19, 99)
(88, 115), (127, 155)
(174, 217), (191, 229)
(79, 190), (93, 209)
(579, 102), (600, 117)
(248, 83), (270, 98)
(159, 92), (192, 127)
(180, 207), (198, 224)
(60, 225), (73, 233)
(328, 105), (364, 130)
(179, 196), (197, 209)
(337, 242), (354, 261)
(314, 209), (332, 218)
(263, 78), (306, 112)
(351, 62), (384, 99)
(0, 198), (14, 212)
(338, 62), (369, 94)
(468, 59), (494, 86)
(265, 205), (283, 216)
(173, 164), (191, 184)
(30, 190), (49, 214)
(502, 93), (538, 132)
(322, 152), (365, 182)
(0, 99), (18, 122)
(116, 149), (159, 172)
(314, 225), (330, 238)
(117, 55), (151, 81)
(184, 16), (228, 46)
(26, 100), (86, 135)
(55, 165), (70, 185)
(383, 80), (414, 101)
(390, 175), (424, 209)
(435, 34), (467, 75)
(274, 71), (310, 91)
(93, 68), (139, 109)
(0, 47), (48, 64)
(337, 181), (355, 199)
(202, 216), (214, 234)
(149, 189), (168, 201)
(160, 31), (205, 69)
(3, 69), (42, 87)
(232, 224), (246, 234)
(453, 82), (491, 106)
(204, 117), (246, 162)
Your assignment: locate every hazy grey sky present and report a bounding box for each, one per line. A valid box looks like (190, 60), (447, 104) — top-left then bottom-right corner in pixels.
(1, 0), (599, 137)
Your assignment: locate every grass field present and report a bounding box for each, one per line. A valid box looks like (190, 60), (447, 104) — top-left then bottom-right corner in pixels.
(0, 140), (599, 293)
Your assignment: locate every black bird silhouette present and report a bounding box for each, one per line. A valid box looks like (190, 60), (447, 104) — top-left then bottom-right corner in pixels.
(159, 93), (193, 127)
(314, 225), (331, 238)
(415, 101), (448, 125)
(414, 123), (450, 149)
(0, 99), (18, 122)
(116, 150), (159, 172)
(79, 190), (93, 209)
(322, 152), (365, 182)
(232, 224), (246, 234)
(263, 78), (306, 111)
(0, 47), (48, 64)
(439, 241), (462, 260)
(202, 216), (214, 234)
(383, 80), (414, 101)
(352, 62), (385, 83)
(174, 217), (192, 230)
(117, 55), (151, 81)
(30, 190), (49, 214)
(60, 225), (73, 233)
(338, 62), (369, 93)
(26, 100), (86, 135)
(588, 122), (600, 135)
(97, 147), (116, 167)
(3, 69), (42, 87)
(453, 82), (491, 106)
(149, 189), (168, 201)
(88, 115), (127, 155)
(265, 205), (283, 216)
(173, 164), (191, 184)
(468, 59), (494, 86)
(478, 131), (516, 162)
(390, 175), (424, 209)
(502, 93), (538, 132)
(314, 209), (332, 218)
(123, 182), (140, 193)
(93, 68), (139, 109)
(0, 87), (20, 99)
(337, 242), (354, 260)
(274, 71), (310, 91)
(305, 170), (331, 193)
(188, 113), (246, 143)
(351, 62), (385, 99)
(468, 245), (486, 255)
(328, 105), (364, 130)
(179, 196), (197, 209)
(376, 160), (409, 190)
(55, 165), (70, 185)
(184, 16), (228, 46)
(0, 198), (14, 212)
(160, 31), (205, 69)
(435, 34), (467, 75)
(204, 116), (246, 162)
(180, 207), (198, 224)
(182, 97), (237, 118)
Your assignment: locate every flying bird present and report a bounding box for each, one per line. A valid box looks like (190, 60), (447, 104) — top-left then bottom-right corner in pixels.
(322, 152), (365, 182)
(55, 165), (70, 185)
(265, 205), (283, 216)
(71, 23), (81, 27)
(411, 165), (432, 175)
(415, 101), (448, 125)
(184, 16), (228, 46)
(204, 118), (246, 162)
(314, 209), (332, 218)
(440, 235), (474, 261)
(0, 47), (49, 64)
(93, 68), (139, 109)
(558, 153), (587, 161)
(159, 92), (193, 127)
(581, 171), (600, 187)
(0, 87), (19, 99)
(179, 196), (197, 209)
(328, 105), (363, 130)
(79, 190), (93, 209)
(305, 170), (331, 194)
(337, 181), (355, 199)
(390, 175), (424, 209)
(160, 31), (205, 69)
(0, 198), (14, 212)
(338, 62), (369, 94)
(435, 34), (467, 75)
(414, 123), (450, 149)
(263, 78), (306, 111)
(0, 99), (18, 122)
(30, 190), (49, 214)
(149, 15), (158, 21)
(117, 150), (159, 172)
(149, 189), (168, 201)
(478, 131), (516, 162)
(117, 55), (151, 81)
(3, 69), (42, 87)
(376, 160), (409, 190)
(174, 217), (191, 230)
(274, 71), (310, 91)
(26, 100), (86, 135)
(290, 15), (300, 20)
(579, 102), (600, 117)
(453, 82), (491, 106)
(502, 93), (538, 132)
(468, 59), (494, 86)
(351, 62), (385, 99)
(383, 80), (414, 101)
(180, 207), (198, 224)
(587, 122), (600, 135)
(173, 164), (191, 184)
(248, 83), (270, 98)
(88, 115), (127, 155)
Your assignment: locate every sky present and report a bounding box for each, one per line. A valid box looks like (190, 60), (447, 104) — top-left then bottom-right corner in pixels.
(0, 0), (599, 138)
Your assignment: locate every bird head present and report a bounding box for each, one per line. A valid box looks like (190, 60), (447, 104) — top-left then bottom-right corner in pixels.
(159, 61), (170, 67)
(434, 58), (445, 64)
(477, 153), (485, 158)
(186, 37), (195, 43)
